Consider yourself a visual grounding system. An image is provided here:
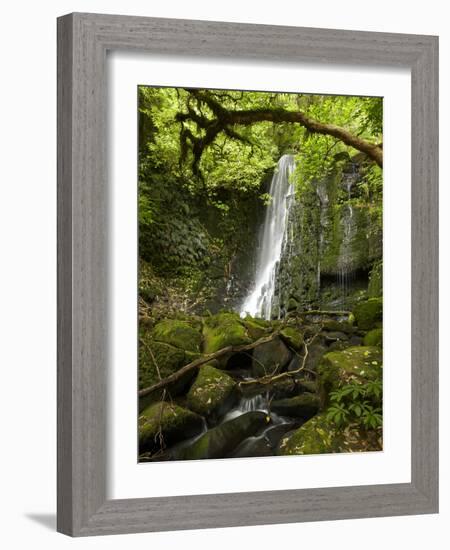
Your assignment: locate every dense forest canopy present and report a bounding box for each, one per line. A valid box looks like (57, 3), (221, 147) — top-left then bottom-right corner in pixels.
(138, 87), (382, 316)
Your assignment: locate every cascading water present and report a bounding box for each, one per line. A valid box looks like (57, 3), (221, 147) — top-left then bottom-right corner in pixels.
(240, 154), (296, 319)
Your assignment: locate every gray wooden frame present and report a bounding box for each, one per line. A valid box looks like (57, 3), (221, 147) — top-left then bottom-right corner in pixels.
(57, 12), (439, 537)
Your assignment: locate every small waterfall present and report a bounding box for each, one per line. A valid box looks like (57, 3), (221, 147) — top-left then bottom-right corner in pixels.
(240, 154), (296, 319)
(315, 179), (330, 293)
(338, 203), (356, 301)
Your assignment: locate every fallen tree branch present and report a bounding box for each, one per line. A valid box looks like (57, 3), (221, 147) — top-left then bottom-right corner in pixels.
(237, 325), (323, 391)
(138, 330), (280, 398)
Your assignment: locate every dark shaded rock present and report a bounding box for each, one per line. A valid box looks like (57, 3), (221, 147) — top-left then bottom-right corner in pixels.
(139, 402), (204, 453)
(186, 364), (236, 418)
(324, 331), (348, 343)
(271, 393), (320, 419)
(327, 340), (351, 352)
(322, 319), (354, 333)
(303, 342), (327, 372)
(265, 422), (298, 448)
(349, 335), (364, 346)
(227, 435), (274, 458)
(181, 411), (270, 460)
(252, 337), (292, 377)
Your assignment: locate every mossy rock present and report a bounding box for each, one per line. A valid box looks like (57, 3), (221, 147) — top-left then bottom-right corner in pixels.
(280, 327), (304, 350)
(271, 393), (320, 419)
(252, 337), (292, 377)
(186, 364), (236, 417)
(368, 260), (383, 298)
(353, 298), (382, 330)
(277, 411), (382, 455)
(181, 411), (270, 460)
(139, 402), (204, 453)
(241, 317), (271, 340)
(202, 312), (251, 354)
(363, 328), (383, 347)
(322, 319), (354, 333)
(152, 319), (202, 353)
(317, 346), (382, 407)
(139, 331), (199, 407)
(277, 413), (344, 455)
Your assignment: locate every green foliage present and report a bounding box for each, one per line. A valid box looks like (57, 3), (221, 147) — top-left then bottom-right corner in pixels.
(327, 380), (382, 430)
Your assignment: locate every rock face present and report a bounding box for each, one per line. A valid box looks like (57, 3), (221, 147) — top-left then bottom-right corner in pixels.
(186, 364), (236, 418)
(353, 298), (383, 330)
(317, 346), (382, 407)
(181, 411), (270, 460)
(271, 393), (320, 419)
(273, 158), (382, 314)
(139, 402), (204, 453)
(252, 337), (292, 377)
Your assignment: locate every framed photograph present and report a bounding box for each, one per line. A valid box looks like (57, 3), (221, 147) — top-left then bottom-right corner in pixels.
(57, 13), (438, 536)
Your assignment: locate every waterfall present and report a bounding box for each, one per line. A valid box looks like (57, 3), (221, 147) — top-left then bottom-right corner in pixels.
(240, 154), (296, 319)
(338, 203), (356, 301)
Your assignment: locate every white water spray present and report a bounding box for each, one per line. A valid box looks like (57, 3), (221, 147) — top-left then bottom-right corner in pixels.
(240, 154), (296, 319)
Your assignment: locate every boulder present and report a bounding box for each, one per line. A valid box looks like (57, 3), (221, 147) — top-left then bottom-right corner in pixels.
(252, 337), (292, 377)
(363, 328), (383, 347)
(139, 402), (204, 453)
(271, 393), (320, 419)
(317, 346), (382, 407)
(322, 319), (354, 333)
(277, 413), (344, 455)
(186, 364), (236, 418)
(152, 318), (202, 353)
(138, 335), (199, 410)
(353, 298), (382, 330)
(280, 327), (304, 350)
(202, 312), (251, 354)
(227, 435), (274, 458)
(264, 422), (298, 448)
(181, 411), (270, 460)
(277, 412), (382, 456)
(240, 316), (272, 340)
(324, 331), (348, 343)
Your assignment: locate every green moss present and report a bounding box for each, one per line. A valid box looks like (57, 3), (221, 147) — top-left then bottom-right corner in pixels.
(139, 328), (199, 398)
(363, 328), (383, 347)
(368, 260), (383, 297)
(187, 364), (235, 416)
(317, 346), (382, 407)
(241, 317), (270, 340)
(277, 414), (344, 455)
(277, 411), (382, 455)
(321, 319), (354, 333)
(280, 327), (304, 350)
(139, 402), (204, 452)
(353, 298), (382, 330)
(152, 319), (202, 353)
(202, 312), (251, 354)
